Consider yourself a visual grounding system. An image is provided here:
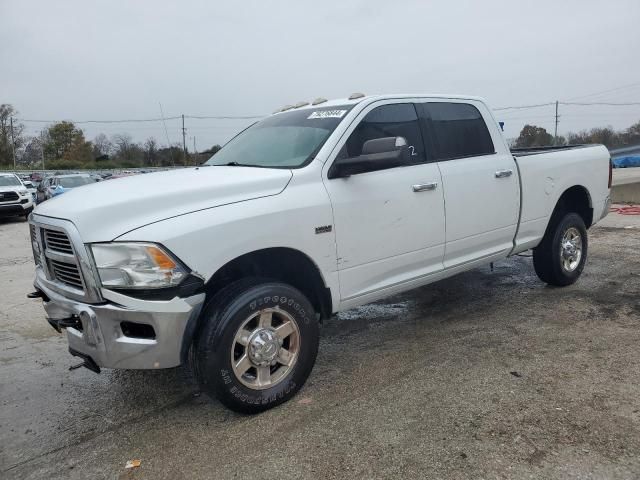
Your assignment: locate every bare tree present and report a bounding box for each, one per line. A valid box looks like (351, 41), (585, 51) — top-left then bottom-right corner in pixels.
(111, 133), (133, 156)
(93, 133), (112, 158)
(143, 137), (158, 166)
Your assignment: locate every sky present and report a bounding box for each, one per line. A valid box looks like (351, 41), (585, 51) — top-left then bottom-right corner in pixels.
(1, 0), (639, 149)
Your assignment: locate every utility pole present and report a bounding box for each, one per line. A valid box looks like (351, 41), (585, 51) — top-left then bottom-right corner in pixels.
(193, 136), (197, 164)
(10, 117), (17, 170)
(554, 100), (559, 145)
(181, 114), (187, 164)
(39, 131), (46, 171)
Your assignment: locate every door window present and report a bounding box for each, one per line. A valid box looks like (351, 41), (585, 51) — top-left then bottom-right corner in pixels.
(338, 103), (426, 164)
(421, 102), (495, 161)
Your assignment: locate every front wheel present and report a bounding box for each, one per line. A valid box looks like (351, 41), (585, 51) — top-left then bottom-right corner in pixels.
(533, 212), (588, 286)
(192, 280), (319, 413)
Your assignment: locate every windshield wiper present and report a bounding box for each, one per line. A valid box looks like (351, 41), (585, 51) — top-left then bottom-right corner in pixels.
(214, 161), (257, 167)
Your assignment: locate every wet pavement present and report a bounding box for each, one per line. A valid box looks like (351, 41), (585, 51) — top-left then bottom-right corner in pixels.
(1, 212), (639, 479)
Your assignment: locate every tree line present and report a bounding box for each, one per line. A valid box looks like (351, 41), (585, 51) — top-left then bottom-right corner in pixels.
(512, 119), (640, 149)
(0, 104), (221, 170)
(2, 103), (639, 170)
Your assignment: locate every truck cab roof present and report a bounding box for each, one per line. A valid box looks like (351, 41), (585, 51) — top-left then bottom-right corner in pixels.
(273, 93), (487, 114)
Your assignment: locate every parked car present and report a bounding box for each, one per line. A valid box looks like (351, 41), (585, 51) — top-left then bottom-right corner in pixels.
(0, 173), (34, 220)
(35, 176), (51, 204)
(36, 174), (94, 202)
(22, 180), (38, 203)
(29, 93), (611, 413)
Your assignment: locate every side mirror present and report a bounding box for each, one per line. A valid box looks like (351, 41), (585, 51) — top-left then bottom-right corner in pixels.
(328, 137), (409, 179)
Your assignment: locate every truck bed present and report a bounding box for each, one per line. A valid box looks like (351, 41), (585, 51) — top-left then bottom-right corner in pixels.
(511, 144), (596, 157)
(511, 143), (611, 253)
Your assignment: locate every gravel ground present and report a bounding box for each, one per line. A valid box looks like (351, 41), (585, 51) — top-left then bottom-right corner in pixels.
(1, 211), (639, 479)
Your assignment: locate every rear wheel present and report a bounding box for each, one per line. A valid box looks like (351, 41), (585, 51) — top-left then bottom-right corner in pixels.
(192, 279), (319, 413)
(533, 212), (588, 286)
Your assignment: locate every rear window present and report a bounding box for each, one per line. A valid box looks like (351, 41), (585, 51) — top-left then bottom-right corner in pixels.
(422, 103), (495, 160)
(58, 176), (93, 188)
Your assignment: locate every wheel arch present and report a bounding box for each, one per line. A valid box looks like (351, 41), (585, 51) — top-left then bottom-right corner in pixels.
(552, 185), (593, 229)
(181, 247), (332, 364)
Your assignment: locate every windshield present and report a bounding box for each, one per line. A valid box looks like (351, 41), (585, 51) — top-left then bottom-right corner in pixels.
(58, 176), (93, 188)
(205, 105), (353, 168)
(0, 175), (21, 187)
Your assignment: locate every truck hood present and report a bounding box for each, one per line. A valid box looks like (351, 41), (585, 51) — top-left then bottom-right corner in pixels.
(34, 166), (292, 242)
(0, 185), (27, 194)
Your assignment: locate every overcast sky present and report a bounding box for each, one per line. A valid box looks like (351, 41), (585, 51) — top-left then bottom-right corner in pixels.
(1, 0), (639, 148)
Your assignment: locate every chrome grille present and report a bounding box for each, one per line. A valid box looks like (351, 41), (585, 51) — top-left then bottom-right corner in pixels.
(49, 259), (84, 289)
(40, 227), (85, 292)
(43, 229), (74, 255)
(30, 215), (101, 303)
(29, 224), (40, 266)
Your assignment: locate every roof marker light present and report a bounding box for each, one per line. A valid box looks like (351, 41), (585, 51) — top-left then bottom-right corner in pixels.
(294, 101), (310, 108)
(348, 92), (365, 100)
(312, 98), (328, 105)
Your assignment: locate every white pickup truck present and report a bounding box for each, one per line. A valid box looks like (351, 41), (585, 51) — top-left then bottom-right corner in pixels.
(1, 173), (34, 220)
(29, 94), (611, 413)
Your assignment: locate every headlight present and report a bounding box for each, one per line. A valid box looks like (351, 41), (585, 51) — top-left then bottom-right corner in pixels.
(90, 243), (188, 289)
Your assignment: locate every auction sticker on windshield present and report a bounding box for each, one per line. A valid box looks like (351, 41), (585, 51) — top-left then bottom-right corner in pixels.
(307, 110), (347, 119)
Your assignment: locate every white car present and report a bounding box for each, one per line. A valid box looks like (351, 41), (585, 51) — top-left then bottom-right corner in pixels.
(22, 180), (38, 203)
(29, 94), (611, 413)
(0, 173), (34, 220)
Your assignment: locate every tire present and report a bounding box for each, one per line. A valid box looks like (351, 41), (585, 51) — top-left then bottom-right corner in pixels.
(533, 212), (588, 286)
(192, 279), (319, 413)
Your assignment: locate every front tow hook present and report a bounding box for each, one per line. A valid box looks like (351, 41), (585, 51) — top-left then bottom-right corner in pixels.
(46, 316), (83, 333)
(27, 290), (48, 300)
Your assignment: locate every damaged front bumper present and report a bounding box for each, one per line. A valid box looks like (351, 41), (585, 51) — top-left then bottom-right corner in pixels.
(34, 270), (204, 370)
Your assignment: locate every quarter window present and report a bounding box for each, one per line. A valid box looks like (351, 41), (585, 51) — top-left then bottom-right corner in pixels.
(339, 103), (425, 163)
(422, 103), (494, 160)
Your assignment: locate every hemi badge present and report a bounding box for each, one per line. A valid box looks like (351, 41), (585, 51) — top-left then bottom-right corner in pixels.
(315, 225), (332, 234)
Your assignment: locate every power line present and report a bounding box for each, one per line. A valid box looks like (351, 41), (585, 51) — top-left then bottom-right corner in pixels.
(563, 81), (640, 101)
(16, 114), (264, 124)
(185, 115), (263, 120)
(17, 116), (181, 124)
(560, 101), (640, 106)
(495, 100), (640, 111)
(493, 102), (555, 111)
(14, 101), (638, 125)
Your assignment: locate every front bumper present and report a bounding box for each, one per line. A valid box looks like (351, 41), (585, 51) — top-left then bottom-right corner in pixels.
(35, 271), (205, 369)
(0, 200), (33, 217)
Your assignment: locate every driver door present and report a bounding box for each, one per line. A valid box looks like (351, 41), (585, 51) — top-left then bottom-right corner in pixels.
(323, 102), (445, 304)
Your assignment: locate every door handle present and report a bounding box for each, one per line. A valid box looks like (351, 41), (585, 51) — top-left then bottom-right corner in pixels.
(412, 182), (438, 192)
(495, 169), (513, 178)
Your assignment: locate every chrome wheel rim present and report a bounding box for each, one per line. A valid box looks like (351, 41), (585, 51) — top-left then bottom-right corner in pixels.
(231, 307), (300, 390)
(560, 227), (583, 272)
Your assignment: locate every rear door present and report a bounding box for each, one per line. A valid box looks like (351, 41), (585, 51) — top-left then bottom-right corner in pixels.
(323, 101), (445, 302)
(417, 101), (519, 268)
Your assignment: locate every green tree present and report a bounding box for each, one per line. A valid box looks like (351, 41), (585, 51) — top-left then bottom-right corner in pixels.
(514, 125), (554, 148)
(207, 144), (222, 155)
(43, 121), (91, 164)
